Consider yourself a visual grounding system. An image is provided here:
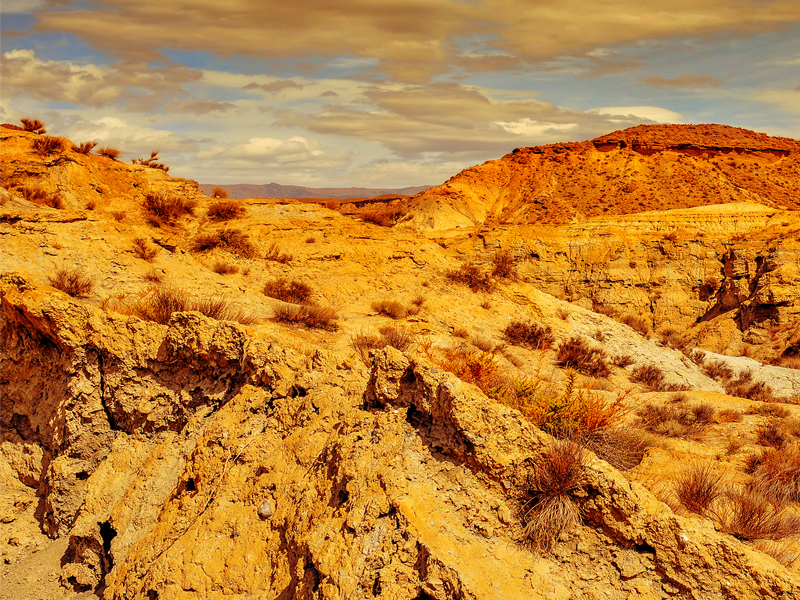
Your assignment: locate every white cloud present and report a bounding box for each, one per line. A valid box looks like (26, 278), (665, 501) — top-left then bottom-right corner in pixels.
(497, 119), (578, 136)
(588, 106), (682, 123)
(64, 116), (195, 155)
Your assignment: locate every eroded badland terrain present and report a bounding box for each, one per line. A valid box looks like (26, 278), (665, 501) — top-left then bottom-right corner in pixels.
(1, 123), (800, 599)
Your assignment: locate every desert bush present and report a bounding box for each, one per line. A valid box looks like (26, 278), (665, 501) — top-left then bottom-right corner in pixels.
(630, 364), (666, 390)
(747, 444), (800, 503)
(611, 354), (634, 367)
(519, 440), (586, 552)
(503, 321), (553, 350)
(746, 403), (791, 419)
(263, 278), (313, 304)
(211, 260), (239, 275)
(110, 210), (126, 221)
(20, 118), (46, 134)
(48, 266), (94, 297)
(97, 146), (121, 160)
(657, 327), (687, 351)
(718, 487), (800, 541)
(14, 185), (64, 209)
(31, 135), (65, 156)
(131, 237), (159, 262)
(411, 294), (426, 308)
(143, 269), (163, 283)
(143, 193), (198, 226)
(192, 228), (255, 258)
(359, 205), (407, 227)
(583, 427), (652, 471)
(704, 360), (734, 381)
(210, 186), (229, 199)
(207, 200), (246, 221)
(718, 408), (743, 423)
(72, 141), (97, 154)
(272, 302), (338, 330)
(371, 299), (409, 319)
(446, 262), (494, 293)
(619, 313), (649, 336)
(351, 332), (385, 364)
(120, 287), (251, 325)
(675, 463), (724, 515)
(756, 423), (788, 449)
(351, 326), (416, 364)
(556, 337), (610, 378)
(471, 335), (498, 353)
(132, 150), (169, 172)
(86, 200), (96, 210)
(635, 399), (717, 438)
(264, 242), (293, 263)
(452, 327), (470, 339)
(491, 250), (517, 279)
(725, 370), (774, 402)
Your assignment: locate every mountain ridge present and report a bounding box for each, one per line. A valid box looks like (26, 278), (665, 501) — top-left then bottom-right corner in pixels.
(198, 182), (431, 200)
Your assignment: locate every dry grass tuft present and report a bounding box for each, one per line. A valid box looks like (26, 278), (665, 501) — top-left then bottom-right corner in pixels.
(359, 205), (408, 227)
(131, 150), (169, 172)
(503, 321), (553, 350)
(371, 299), (411, 319)
(351, 325), (416, 364)
(31, 135), (65, 156)
(48, 267), (94, 298)
(13, 185), (64, 209)
(519, 440), (586, 552)
(20, 118), (46, 134)
(72, 141), (97, 154)
(192, 228), (255, 258)
(756, 423), (788, 449)
(675, 463), (724, 515)
(207, 199), (246, 221)
(263, 278), (313, 304)
(272, 303), (338, 330)
(635, 399), (717, 438)
(491, 250), (517, 279)
(143, 193), (198, 226)
(97, 146), (121, 160)
(446, 262), (494, 293)
(264, 242), (293, 263)
(747, 444), (800, 503)
(619, 313), (650, 336)
(630, 364), (667, 390)
(210, 186), (229, 199)
(556, 337), (610, 378)
(612, 354), (634, 367)
(131, 237), (159, 262)
(725, 370), (774, 402)
(211, 260), (239, 275)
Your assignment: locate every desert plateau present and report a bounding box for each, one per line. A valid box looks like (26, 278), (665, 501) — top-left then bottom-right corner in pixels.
(1, 118), (800, 600)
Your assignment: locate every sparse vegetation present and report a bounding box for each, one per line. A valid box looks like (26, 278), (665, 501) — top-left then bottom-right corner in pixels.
(97, 146), (121, 160)
(619, 313), (650, 336)
(207, 199), (246, 221)
(630, 364), (666, 390)
(612, 354), (634, 367)
(503, 321), (553, 350)
(192, 228), (255, 258)
(211, 260), (239, 275)
(131, 237), (159, 262)
(351, 325), (416, 363)
(491, 250), (517, 279)
(725, 370), (774, 402)
(263, 278), (313, 304)
(446, 262), (494, 292)
(371, 299), (416, 319)
(675, 463), (724, 515)
(210, 186), (229, 199)
(746, 444), (800, 503)
(143, 193), (198, 226)
(264, 242), (293, 263)
(359, 205), (408, 227)
(519, 440), (586, 552)
(556, 337), (610, 378)
(110, 210), (126, 221)
(20, 118), (46, 134)
(12, 185), (64, 209)
(31, 135), (65, 157)
(114, 286), (255, 325)
(132, 150), (169, 172)
(72, 141), (97, 154)
(635, 398), (717, 438)
(272, 303), (338, 331)
(48, 266), (94, 297)
(756, 423), (788, 449)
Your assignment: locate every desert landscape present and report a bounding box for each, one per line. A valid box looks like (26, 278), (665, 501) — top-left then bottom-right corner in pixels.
(1, 118), (799, 599)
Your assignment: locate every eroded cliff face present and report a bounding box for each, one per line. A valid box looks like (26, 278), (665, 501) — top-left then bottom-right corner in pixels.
(2, 276), (799, 600)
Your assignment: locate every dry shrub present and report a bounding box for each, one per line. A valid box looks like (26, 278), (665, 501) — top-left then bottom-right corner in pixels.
(503, 321), (553, 350)
(619, 313), (649, 336)
(704, 360), (734, 381)
(351, 333), (384, 363)
(131, 237), (159, 262)
(207, 199), (246, 221)
(519, 440), (586, 552)
(725, 370), (774, 402)
(630, 364), (666, 390)
(86, 200), (96, 210)
(675, 463), (724, 515)
(452, 327), (470, 339)
(192, 229), (255, 258)
(583, 427), (652, 471)
(263, 278), (313, 304)
(210, 186), (229, 199)
(657, 327), (687, 351)
(132, 150), (169, 172)
(747, 403), (791, 419)
(351, 325), (416, 364)
(480, 300), (492, 310)
(470, 335), (498, 353)
(718, 487), (800, 541)
(20, 118), (46, 134)
(635, 399), (716, 438)
(143, 192), (198, 226)
(756, 423), (788, 449)
(143, 270), (163, 283)
(446, 262), (494, 293)
(491, 250), (517, 279)
(612, 354), (634, 368)
(110, 210), (126, 221)
(97, 146), (121, 160)
(305, 236), (316, 243)
(411, 294), (426, 308)
(31, 135), (65, 156)
(272, 303), (338, 331)
(264, 242), (293, 263)
(211, 260), (239, 275)
(556, 337), (610, 378)
(72, 141), (97, 154)
(48, 267), (94, 298)
(115, 287), (255, 325)
(359, 205), (407, 227)
(718, 408), (743, 423)
(371, 299), (409, 319)
(747, 444), (800, 503)
(14, 185), (64, 209)
(751, 540), (800, 568)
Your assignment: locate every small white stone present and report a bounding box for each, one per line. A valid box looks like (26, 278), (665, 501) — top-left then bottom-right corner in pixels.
(257, 499), (274, 519)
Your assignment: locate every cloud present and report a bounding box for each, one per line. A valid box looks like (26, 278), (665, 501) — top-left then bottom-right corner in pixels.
(588, 106), (682, 123)
(644, 74), (722, 87)
(31, 0), (800, 82)
(197, 136), (351, 170)
(1, 49), (201, 108)
(63, 116), (197, 156)
(752, 89), (800, 115)
(164, 98), (235, 114)
(243, 80), (303, 93)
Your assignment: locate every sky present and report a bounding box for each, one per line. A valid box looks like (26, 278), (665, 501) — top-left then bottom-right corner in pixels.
(2, 1), (800, 188)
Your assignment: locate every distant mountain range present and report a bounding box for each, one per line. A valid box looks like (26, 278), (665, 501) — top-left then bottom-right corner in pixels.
(198, 183), (431, 200)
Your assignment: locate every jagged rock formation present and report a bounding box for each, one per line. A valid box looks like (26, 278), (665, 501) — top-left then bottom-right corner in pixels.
(402, 124), (800, 231)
